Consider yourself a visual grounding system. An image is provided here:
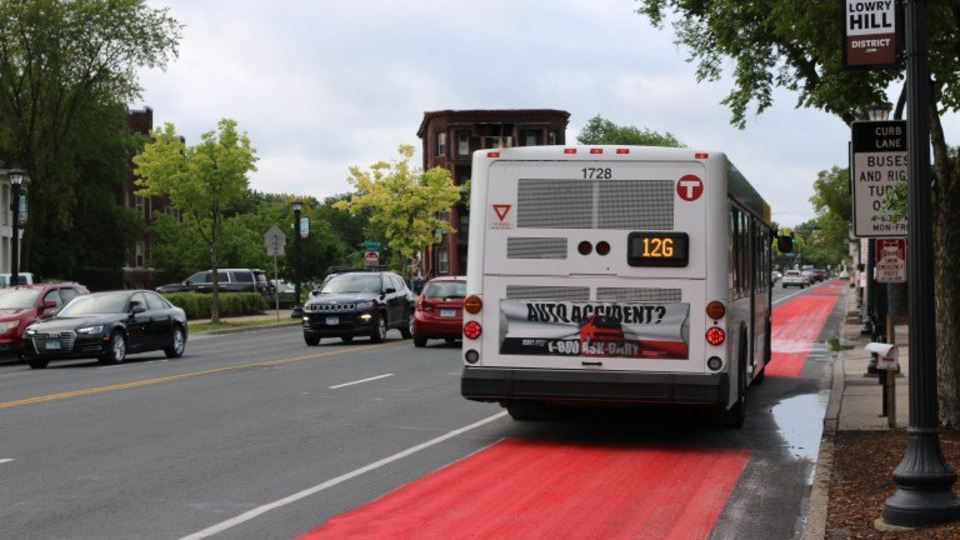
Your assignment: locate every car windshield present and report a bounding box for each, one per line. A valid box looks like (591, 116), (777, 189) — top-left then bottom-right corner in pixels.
(320, 274), (381, 294)
(58, 294), (129, 316)
(0, 289), (41, 309)
(424, 281), (466, 299)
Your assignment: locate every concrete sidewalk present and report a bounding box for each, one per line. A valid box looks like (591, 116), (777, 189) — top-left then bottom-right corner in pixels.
(804, 285), (910, 539)
(190, 309), (301, 337)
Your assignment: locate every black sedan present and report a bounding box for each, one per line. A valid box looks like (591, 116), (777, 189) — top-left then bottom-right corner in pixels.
(21, 290), (188, 369)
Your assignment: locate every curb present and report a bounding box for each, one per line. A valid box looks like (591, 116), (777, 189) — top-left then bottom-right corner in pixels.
(802, 288), (850, 540)
(191, 320), (301, 339)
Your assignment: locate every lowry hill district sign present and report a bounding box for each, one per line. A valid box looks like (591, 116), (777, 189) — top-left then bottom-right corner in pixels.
(851, 120), (908, 238)
(843, 0), (898, 69)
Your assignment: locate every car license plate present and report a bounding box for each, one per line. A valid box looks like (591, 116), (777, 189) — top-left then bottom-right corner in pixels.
(440, 309), (456, 318)
(325, 316), (339, 326)
(45, 341), (61, 351)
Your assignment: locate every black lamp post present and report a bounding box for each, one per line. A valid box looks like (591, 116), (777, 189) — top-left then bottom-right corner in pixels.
(8, 168), (25, 287)
(883, 0), (960, 527)
(292, 200), (303, 318)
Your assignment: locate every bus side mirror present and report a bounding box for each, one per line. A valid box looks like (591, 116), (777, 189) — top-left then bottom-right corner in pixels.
(777, 236), (794, 253)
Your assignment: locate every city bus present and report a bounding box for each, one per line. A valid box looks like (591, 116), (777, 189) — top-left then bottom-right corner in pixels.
(459, 145), (784, 427)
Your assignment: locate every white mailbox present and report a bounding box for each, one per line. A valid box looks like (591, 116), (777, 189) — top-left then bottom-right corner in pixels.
(865, 342), (899, 371)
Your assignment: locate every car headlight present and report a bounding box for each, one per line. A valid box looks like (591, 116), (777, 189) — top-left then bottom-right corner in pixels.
(0, 321), (18, 332)
(77, 325), (104, 335)
(356, 300), (374, 310)
(24, 327), (36, 336)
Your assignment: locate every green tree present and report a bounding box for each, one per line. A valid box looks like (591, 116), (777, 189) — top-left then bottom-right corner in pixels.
(577, 115), (683, 146)
(0, 0), (181, 273)
(809, 166), (852, 265)
(635, 0), (960, 426)
(134, 119), (257, 323)
(335, 145), (461, 268)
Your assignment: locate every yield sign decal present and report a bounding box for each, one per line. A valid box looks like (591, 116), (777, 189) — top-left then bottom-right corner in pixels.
(493, 204), (512, 222)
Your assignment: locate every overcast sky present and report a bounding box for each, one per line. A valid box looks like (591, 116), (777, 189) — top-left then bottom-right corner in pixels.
(136, 0), (958, 228)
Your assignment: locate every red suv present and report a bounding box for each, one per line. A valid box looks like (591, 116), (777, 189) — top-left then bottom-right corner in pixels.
(0, 283), (90, 356)
(412, 276), (466, 347)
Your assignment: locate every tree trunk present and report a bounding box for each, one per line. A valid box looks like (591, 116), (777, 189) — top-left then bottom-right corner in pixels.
(936, 163), (960, 427)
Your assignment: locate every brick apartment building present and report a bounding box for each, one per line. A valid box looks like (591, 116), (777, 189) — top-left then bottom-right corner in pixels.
(119, 107), (171, 289)
(417, 109), (570, 276)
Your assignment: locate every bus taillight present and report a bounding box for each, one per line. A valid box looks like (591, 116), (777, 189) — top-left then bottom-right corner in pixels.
(577, 241), (592, 255)
(590, 148), (603, 154)
(464, 321), (482, 340)
(706, 301), (726, 320)
(596, 241), (611, 256)
(705, 326), (726, 346)
(464, 295), (483, 314)
(564, 148), (577, 154)
(616, 148), (630, 154)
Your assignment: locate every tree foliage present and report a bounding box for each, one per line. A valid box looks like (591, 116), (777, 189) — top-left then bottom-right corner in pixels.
(0, 0), (181, 273)
(334, 145), (461, 267)
(577, 115), (683, 146)
(134, 119), (257, 322)
(634, 0), (960, 425)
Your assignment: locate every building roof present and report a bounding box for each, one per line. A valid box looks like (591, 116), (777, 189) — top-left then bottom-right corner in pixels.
(417, 109), (570, 138)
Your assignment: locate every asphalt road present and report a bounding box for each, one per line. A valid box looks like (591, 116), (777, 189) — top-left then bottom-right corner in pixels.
(0, 280), (841, 539)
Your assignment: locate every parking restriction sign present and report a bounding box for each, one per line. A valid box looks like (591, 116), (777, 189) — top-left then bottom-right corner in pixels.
(875, 238), (907, 283)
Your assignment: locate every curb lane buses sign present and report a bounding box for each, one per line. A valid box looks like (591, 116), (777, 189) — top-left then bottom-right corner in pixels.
(843, 0), (897, 69)
(851, 120), (907, 237)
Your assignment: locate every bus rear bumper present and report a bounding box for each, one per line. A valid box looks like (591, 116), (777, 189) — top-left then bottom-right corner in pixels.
(461, 367), (728, 406)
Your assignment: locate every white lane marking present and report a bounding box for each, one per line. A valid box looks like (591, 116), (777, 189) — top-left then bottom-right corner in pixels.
(179, 411), (508, 540)
(0, 459), (14, 465)
(329, 373), (394, 390)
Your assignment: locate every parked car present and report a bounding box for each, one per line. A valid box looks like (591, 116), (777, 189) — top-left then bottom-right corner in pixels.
(782, 270), (808, 288)
(0, 272), (36, 286)
(268, 280), (298, 309)
(21, 290), (187, 369)
(0, 283), (90, 355)
(771, 270), (783, 283)
(156, 268), (272, 298)
(302, 271), (414, 345)
(412, 276), (466, 347)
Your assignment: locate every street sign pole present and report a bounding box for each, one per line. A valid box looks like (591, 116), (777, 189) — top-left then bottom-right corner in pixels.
(884, 0), (960, 527)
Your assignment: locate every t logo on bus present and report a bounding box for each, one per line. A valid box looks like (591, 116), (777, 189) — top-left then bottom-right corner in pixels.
(676, 175), (704, 201)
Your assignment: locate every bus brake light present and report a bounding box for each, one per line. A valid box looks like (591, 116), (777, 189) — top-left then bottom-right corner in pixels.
(705, 326), (726, 346)
(487, 151), (500, 158)
(695, 152), (709, 159)
(590, 148), (603, 154)
(564, 148), (577, 154)
(616, 148), (630, 154)
(706, 301), (726, 320)
(463, 321), (482, 340)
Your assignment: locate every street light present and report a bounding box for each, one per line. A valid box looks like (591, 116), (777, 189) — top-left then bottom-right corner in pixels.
(292, 200), (303, 318)
(8, 168), (26, 287)
(867, 103), (892, 121)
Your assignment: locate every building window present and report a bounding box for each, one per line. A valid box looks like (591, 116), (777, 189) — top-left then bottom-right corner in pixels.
(135, 195), (146, 218)
(548, 132), (557, 145)
(458, 132), (470, 156)
(135, 241), (145, 268)
(524, 131), (537, 146)
(437, 132), (447, 157)
(438, 249), (449, 275)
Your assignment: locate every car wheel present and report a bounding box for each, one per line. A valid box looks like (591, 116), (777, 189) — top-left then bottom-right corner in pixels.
(27, 357), (48, 370)
(400, 313), (413, 339)
(413, 337), (427, 348)
(164, 326), (186, 358)
(370, 313), (387, 343)
(304, 334), (321, 346)
(100, 331), (126, 365)
(341, 336), (354, 343)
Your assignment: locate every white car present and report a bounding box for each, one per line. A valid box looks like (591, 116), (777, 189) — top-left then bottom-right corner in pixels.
(782, 270), (808, 289)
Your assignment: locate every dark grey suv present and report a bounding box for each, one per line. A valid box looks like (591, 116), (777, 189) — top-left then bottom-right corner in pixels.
(302, 271), (414, 345)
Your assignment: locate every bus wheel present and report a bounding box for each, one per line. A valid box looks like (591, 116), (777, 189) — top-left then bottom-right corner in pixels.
(718, 333), (747, 428)
(505, 401), (551, 421)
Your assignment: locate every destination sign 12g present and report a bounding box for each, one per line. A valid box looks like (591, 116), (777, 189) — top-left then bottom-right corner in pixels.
(627, 232), (689, 267)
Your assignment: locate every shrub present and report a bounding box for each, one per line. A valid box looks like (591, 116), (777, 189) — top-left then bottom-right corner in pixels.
(160, 292), (268, 320)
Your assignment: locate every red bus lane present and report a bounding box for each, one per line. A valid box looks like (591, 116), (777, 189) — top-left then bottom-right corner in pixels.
(297, 439), (749, 540)
(296, 282), (844, 539)
(766, 281), (845, 378)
